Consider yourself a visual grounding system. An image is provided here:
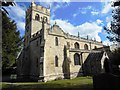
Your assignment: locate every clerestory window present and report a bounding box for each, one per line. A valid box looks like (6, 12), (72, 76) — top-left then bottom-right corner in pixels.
(74, 42), (79, 49)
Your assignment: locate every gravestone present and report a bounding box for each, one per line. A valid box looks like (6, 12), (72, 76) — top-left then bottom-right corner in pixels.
(93, 73), (120, 89)
(93, 58), (120, 89)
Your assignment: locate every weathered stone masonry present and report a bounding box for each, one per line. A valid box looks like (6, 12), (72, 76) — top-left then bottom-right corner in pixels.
(17, 2), (108, 82)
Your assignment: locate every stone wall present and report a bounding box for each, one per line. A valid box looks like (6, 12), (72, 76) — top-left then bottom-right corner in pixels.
(29, 37), (41, 76)
(17, 2), (105, 82)
(43, 25), (103, 81)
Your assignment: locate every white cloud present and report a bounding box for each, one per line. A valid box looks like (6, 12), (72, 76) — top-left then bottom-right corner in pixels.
(84, 6), (92, 10)
(103, 39), (113, 46)
(51, 13), (55, 20)
(106, 16), (112, 23)
(50, 4), (60, 19)
(104, 16), (112, 35)
(81, 11), (87, 14)
(77, 22), (102, 41)
(80, 6), (92, 12)
(5, 4), (26, 18)
(51, 4), (61, 12)
(73, 6), (93, 17)
(107, 22), (111, 30)
(51, 19), (102, 42)
(17, 21), (25, 31)
(73, 5), (101, 17)
(91, 11), (99, 15)
(96, 19), (103, 25)
(51, 19), (75, 34)
(5, 3), (26, 34)
(102, 3), (112, 14)
(50, 2), (70, 19)
(73, 13), (77, 17)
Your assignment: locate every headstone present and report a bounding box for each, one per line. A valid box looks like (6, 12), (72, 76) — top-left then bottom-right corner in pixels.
(93, 73), (120, 89)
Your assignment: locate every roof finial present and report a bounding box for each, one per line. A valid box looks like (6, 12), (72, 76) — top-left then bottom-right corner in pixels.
(31, 0), (36, 6)
(94, 37), (96, 41)
(87, 35), (89, 39)
(32, 0), (34, 3)
(55, 21), (57, 25)
(78, 32), (80, 38)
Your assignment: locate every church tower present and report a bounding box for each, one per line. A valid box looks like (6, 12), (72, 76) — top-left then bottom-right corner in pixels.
(17, 1), (104, 82)
(21, 1), (50, 80)
(24, 1), (50, 47)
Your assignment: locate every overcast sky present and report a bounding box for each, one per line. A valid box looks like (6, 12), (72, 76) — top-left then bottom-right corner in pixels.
(4, 0), (114, 46)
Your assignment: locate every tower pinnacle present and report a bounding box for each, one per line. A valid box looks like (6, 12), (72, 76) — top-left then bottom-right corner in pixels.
(31, 0), (36, 6)
(78, 32), (80, 38)
(55, 21), (57, 25)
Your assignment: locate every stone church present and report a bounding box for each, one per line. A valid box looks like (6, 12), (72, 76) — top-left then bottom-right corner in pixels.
(17, 2), (109, 82)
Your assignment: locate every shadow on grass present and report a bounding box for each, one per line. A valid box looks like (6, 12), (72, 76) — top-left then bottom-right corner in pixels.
(2, 77), (93, 90)
(2, 83), (93, 90)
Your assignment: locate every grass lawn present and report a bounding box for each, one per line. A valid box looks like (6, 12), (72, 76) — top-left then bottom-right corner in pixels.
(1, 76), (93, 90)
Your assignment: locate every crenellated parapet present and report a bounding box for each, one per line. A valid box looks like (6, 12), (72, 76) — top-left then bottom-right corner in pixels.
(26, 2), (50, 16)
(28, 1), (50, 16)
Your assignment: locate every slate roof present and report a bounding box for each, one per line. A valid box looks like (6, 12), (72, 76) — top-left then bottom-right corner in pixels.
(85, 51), (104, 62)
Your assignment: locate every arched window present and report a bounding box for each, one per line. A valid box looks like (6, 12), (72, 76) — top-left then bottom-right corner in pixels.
(55, 56), (58, 67)
(94, 46), (97, 49)
(44, 17), (48, 23)
(55, 37), (58, 46)
(74, 53), (80, 65)
(74, 42), (79, 49)
(67, 42), (70, 48)
(84, 44), (88, 50)
(35, 14), (40, 21)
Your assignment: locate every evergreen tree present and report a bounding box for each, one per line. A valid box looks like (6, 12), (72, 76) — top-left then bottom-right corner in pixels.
(2, 11), (21, 73)
(104, 0), (120, 75)
(104, 0), (120, 43)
